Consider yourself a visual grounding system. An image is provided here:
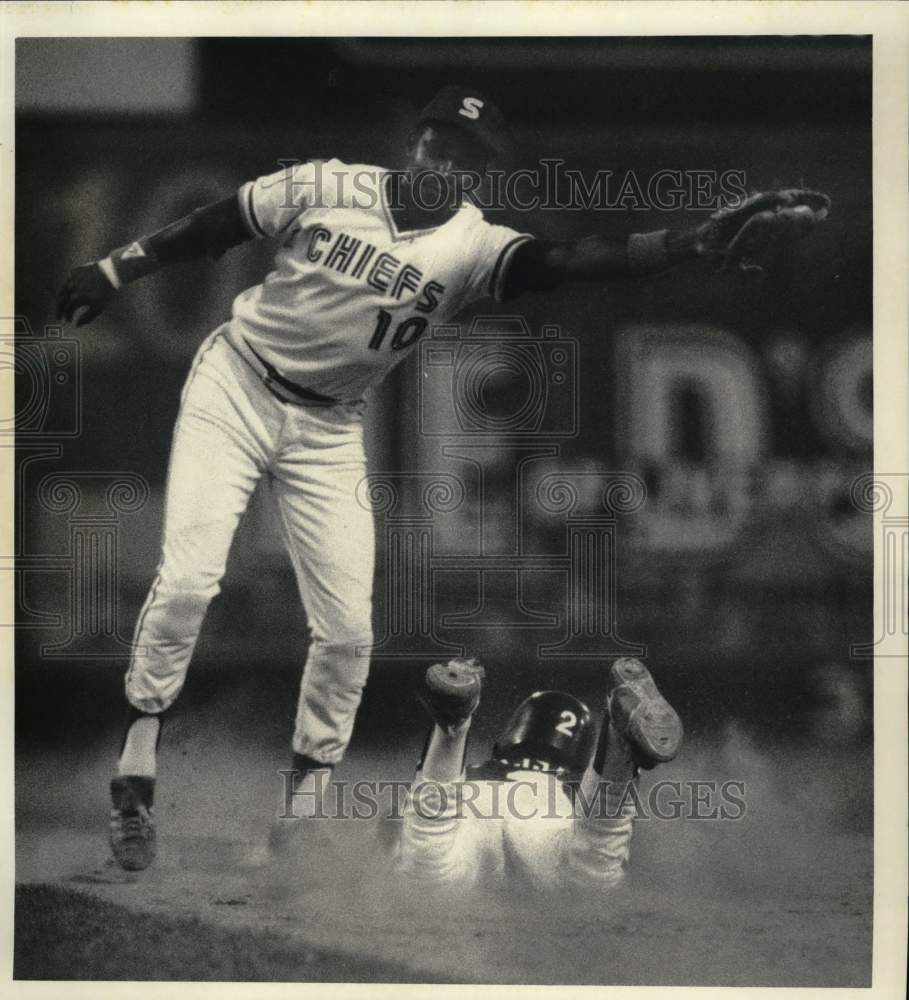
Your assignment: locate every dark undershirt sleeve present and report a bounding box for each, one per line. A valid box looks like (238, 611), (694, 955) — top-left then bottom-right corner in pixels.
(498, 238), (564, 300)
(147, 195), (253, 263)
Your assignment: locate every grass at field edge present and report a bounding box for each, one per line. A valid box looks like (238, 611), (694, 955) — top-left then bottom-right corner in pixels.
(15, 883), (454, 983)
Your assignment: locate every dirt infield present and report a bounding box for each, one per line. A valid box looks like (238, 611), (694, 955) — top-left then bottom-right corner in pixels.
(14, 884), (450, 982)
(15, 728), (873, 986)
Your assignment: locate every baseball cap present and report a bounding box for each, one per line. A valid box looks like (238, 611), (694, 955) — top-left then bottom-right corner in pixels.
(416, 84), (506, 156)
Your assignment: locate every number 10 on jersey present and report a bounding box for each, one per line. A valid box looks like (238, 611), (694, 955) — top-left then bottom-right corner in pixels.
(368, 309), (429, 351)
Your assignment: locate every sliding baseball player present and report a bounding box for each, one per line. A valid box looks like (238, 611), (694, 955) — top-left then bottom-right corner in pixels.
(394, 656), (682, 890)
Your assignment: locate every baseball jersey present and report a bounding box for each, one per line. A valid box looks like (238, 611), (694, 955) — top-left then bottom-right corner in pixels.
(228, 158), (532, 401)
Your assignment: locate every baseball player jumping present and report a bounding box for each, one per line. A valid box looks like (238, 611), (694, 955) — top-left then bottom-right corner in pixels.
(393, 657), (682, 890)
(57, 84), (829, 872)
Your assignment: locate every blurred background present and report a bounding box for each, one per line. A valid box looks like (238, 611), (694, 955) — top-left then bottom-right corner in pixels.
(14, 36), (872, 779)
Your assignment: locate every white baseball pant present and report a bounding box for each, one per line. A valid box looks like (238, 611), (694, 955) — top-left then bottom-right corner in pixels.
(394, 717), (638, 889)
(395, 769), (635, 891)
(125, 324), (375, 764)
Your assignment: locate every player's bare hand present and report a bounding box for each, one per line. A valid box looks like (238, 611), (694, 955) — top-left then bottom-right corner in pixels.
(696, 188), (831, 272)
(56, 262), (116, 326)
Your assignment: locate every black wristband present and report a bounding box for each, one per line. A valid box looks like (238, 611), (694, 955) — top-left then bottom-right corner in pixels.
(104, 239), (161, 286)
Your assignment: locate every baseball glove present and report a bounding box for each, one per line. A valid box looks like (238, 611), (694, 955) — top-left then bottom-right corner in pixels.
(699, 188), (831, 272)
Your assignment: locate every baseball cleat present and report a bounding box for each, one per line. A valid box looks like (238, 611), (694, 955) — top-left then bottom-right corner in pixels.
(260, 756), (336, 862)
(606, 658), (683, 766)
(109, 776), (156, 871)
(420, 657), (485, 733)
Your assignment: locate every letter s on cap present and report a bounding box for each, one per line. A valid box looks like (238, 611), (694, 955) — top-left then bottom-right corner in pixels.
(459, 97), (484, 120)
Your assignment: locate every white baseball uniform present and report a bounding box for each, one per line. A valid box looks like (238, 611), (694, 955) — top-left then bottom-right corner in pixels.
(126, 159), (532, 764)
(394, 762), (636, 891)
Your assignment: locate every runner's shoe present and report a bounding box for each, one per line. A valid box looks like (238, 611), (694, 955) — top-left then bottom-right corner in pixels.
(420, 657), (485, 734)
(606, 658), (683, 767)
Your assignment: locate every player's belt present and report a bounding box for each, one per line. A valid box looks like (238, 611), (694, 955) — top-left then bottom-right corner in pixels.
(244, 341), (340, 407)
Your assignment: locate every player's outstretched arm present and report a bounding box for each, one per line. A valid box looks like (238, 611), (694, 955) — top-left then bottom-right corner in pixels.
(500, 187), (830, 299)
(57, 195), (252, 326)
(501, 227), (703, 299)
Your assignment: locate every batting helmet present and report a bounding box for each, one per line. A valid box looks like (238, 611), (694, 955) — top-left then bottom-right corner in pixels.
(416, 84), (506, 156)
(492, 691), (596, 776)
